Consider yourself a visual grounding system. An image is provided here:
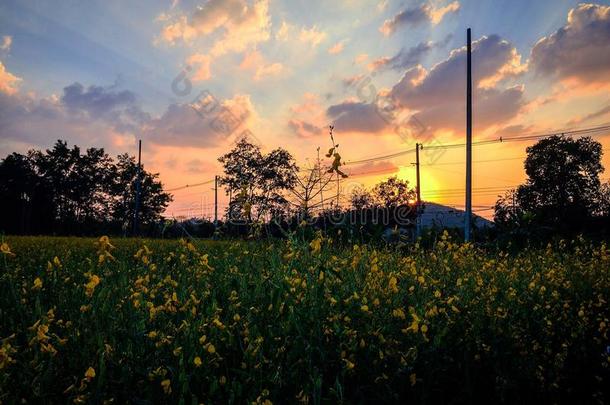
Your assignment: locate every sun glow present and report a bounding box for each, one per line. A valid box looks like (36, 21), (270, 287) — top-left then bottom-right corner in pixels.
(396, 165), (441, 201)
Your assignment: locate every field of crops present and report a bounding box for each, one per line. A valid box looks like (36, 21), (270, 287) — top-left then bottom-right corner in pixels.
(1, 234), (609, 404)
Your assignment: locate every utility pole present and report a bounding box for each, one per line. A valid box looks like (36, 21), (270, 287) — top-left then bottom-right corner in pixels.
(465, 28), (473, 242)
(214, 175), (218, 228)
(415, 143), (422, 238)
(133, 139), (142, 236)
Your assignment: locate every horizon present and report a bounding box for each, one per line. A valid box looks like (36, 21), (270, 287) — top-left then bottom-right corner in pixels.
(2, 0), (610, 221)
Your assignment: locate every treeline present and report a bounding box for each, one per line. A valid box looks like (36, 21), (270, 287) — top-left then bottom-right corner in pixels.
(0, 140), (171, 235)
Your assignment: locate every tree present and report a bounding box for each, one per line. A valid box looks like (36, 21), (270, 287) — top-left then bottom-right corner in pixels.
(0, 140), (172, 235)
(350, 186), (374, 210)
(218, 139), (298, 223)
(494, 135), (604, 234)
(110, 154), (172, 233)
(371, 176), (416, 207)
(0, 152), (54, 234)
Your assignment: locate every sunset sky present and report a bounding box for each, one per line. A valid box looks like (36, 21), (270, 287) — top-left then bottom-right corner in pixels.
(1, 0), (610, 219)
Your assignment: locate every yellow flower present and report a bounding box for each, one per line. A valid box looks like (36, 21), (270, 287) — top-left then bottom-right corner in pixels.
(193, 356), (202, 367)
(161, 379), (171, 394)
(84, 367), (96, 381)
(98, 236), (114, 249)
(85, 275), (101, 297)
(409, 373), (417, 386)
(388, 276), (398, 293)
(32, 277), (43, 291)
(421, 324), (429, 333)
(0, 242), (14, 256)
(309, 237), (322, 254)
(343, 358), (355, 370)
(207, 343), (216, 354)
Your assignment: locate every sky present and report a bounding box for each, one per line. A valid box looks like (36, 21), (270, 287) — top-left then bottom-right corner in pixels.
(1, 0), (610, 220)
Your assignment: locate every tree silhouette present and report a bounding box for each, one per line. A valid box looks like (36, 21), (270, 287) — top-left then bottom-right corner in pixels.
(0, 140), (172, 235)
(495, 135), (604, 236)
(218, 139), (297, 223)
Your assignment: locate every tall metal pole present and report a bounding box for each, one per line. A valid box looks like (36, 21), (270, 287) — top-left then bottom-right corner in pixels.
(133, 139), (142, 236)
(465, 28), (473, 242)
(415, 143), (422, 238)
(214, 175), (218, 228)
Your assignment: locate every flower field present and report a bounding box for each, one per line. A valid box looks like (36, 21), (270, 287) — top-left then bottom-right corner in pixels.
(1, 235), (609, 404)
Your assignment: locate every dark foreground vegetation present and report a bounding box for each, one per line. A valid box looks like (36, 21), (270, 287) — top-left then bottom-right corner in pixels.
(1, 235), (609, 404)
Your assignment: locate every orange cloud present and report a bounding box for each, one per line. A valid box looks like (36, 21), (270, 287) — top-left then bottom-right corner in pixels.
(253, 62), (284, 81)
(186, 54), (212, 81)
(299, 26), (327, 47)
(328, 40), (346, 55)
(0, 61), (20, 95)
(156, 0), (271, 56)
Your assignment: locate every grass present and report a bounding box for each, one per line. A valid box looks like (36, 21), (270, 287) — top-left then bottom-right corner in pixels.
(0, 234), (609, 404)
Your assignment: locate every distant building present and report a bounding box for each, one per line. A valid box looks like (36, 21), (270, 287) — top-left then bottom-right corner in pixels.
(420, 202), (493, 230)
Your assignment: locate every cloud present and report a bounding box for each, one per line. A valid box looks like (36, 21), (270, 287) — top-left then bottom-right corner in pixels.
(0, 61), (20, 95)
(239, 50), (264, 70)
(328, 40), (346, 55)
(388, 35), (526, 134)
(342, 74), (365, 87)
(275, 21), (292, 41)
(354, 53), (368, 64)
(59, 82), (148, 133)
(530, 3), (610, 83)
(239, 50), (284, 81)
(288, 119), (323, 138)
(326, 101), (388, 133)
(299, 26), (327, 47)
(253, 62), (284, 80)
(0, 36), (11, 51)
(184, 158), (215, 174)
(0, 76), (255, 152)
(288, 93), (326, 137)
(380, 1), (460, 36)
(347, 160), (398, 177)
(157, 0), (271, 55)
(143, 94), (255, 148)
(186, 53), (212, 81)
(0, 89), (137, 152)
(567, 102), (610, 126)
(369, 35), (452, 71)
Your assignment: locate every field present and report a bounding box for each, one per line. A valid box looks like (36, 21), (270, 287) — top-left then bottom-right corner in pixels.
(1, 235), (609, 404)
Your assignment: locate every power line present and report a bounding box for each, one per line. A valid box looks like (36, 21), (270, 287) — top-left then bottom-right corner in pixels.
(166, 179), (215, 192)
(343, 123), (610, 166)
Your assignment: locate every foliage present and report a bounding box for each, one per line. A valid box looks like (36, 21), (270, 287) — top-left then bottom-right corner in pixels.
(218, 139), (298, 223)
(495, 136), (608, 239)
(0, 140), (172, 235)
(1, 235), (608, 403)
(349, 176), (416, 209)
